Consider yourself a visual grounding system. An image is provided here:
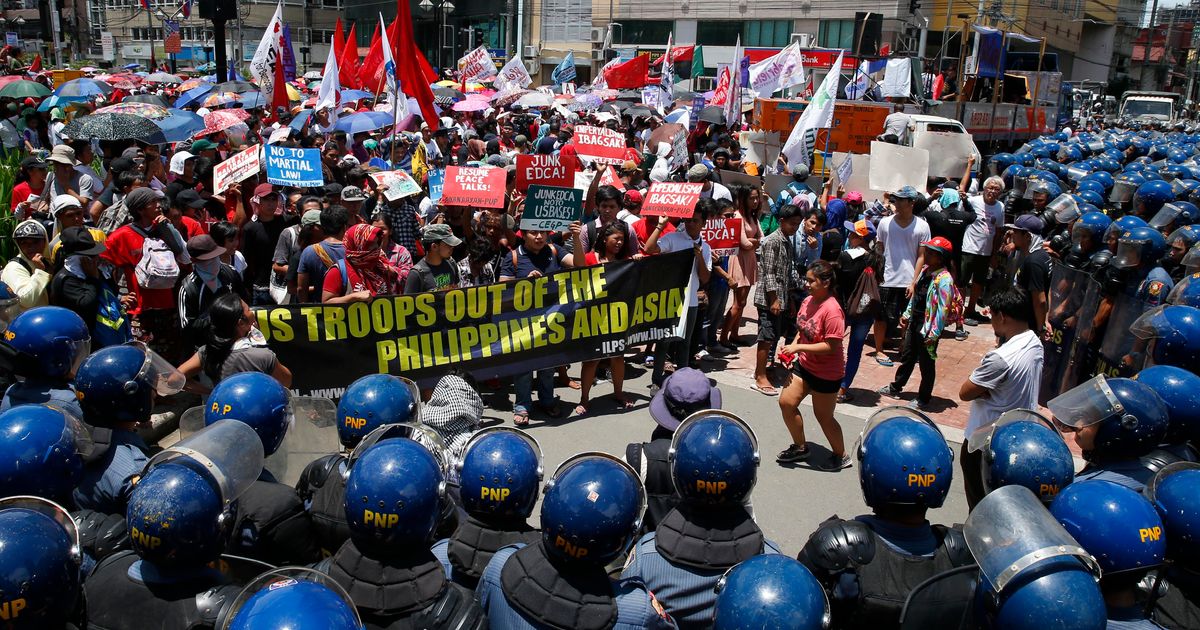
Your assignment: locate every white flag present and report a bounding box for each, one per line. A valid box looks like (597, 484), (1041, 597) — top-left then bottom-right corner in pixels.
(494, 56), (532, 92)
(724, 35), (743, 129)
(458, 46), (498, 83)
(781, 50), (843, 168)
(661, 32), (674, 90)
(379, 13), (409, 120)
(315, 44), (341, 121)
(248, 2), (284, 100)
(749, 42), (805, 97)
(844, 61), (871, 100)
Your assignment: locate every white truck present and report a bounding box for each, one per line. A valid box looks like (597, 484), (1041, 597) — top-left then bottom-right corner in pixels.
(1120, 91), (1183, 126)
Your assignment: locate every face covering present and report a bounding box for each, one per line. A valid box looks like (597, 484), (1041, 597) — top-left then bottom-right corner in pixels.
(194, 258), (222, 292)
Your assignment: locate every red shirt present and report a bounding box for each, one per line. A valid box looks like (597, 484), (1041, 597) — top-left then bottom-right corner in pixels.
(795, 295), (847, 381)
(632, 217), (675, 253)
(10, 181), (43, 208)
(177, 215), (206, 239)
(101, 225), (177, 313)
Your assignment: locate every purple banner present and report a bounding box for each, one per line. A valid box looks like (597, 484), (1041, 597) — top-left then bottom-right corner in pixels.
(281, 24), (297, 82)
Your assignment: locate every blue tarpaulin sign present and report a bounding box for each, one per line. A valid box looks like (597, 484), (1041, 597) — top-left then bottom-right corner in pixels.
(266, 145), (323, 187)
(428, 169), (444, 203)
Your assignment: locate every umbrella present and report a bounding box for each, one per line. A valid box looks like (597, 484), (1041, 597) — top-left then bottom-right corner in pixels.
(303, 71), (323, 80)
(340, 89), (373, 102)
(617, 89), (642, 100)
(122, 63), (141, 70)
(665, 109), (689, 125)
(96, 102), (171, 120)
(56, 78), (112, 98)
(201, 109), (250, 135)
(123, 93), (170, 107)
(62, 113), (166, 143)
(516, 91), (554, 109)
(237, 92), (265, 108)
(174, 84), (216, 109)
(99, 74), (142, 90)
(625, 105), (655, 119)
(156, 109), (205, 142)
(647, 123), (686, 153)
(289, 110), (313, 132)
(177, 78), (211, 92)
(286, 84), (301, 101)
(202, 92), (239, 108)
(435, 80), (462, 88)
(215, 80), (257, 94)
(491, 88), (530, 107)
(461, 82), (487, 92)
(452, 99), (490, 112)
(697, 105), (726, 125)
(195, 62), (216, 73)
(332, 111), (394, 134)
(145, 72), (183, 84)
(433, 87), (464, 101)
(572, 93), (603, 110)
(0, 80), (51, 99)
(0, 76), (29, 88)
(37, 94), (87, 112)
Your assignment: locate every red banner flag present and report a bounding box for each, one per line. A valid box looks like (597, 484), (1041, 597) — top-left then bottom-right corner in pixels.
(392, 0), (440, 131)
(651, 45), (694, 65)
(602, 54), (650, 89)
(266, 49), (289, 124)
(339, 22), (362, 89)
(332, 18), (346, 70)
(359, 22), (383, 94)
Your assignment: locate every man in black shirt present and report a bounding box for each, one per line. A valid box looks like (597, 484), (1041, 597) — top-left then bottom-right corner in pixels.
(1006, 214), (1051, 334)
(241, 182), (291, 306)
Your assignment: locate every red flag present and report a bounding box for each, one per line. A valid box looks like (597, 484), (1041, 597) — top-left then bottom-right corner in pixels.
(266, 51), (289, 125)
(392, 0), (439, 131)
(339, 23), (361, 89)
(415, 46), (438, 84)
(651, 45), (693, 65)
(359, 22), (383, 93)
(602, 54), (649, 89)
(28, 55), (41, 72)
(332, 18), (346, 68)
(710, 67), (731, 105)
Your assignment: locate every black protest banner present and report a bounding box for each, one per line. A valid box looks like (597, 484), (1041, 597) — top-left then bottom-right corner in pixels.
(254, 251), (694, 397)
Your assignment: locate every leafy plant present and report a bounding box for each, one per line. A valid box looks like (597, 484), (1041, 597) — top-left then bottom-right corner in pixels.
(0, 150), (24, 264)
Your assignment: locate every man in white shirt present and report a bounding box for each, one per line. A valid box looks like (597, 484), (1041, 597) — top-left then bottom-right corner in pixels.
(687, 164), (731, 202)
(643, 202), (714, 388)
(873, 186), (930, 365)
(958, 288), (1044, 509)
(961, 176), (1006, 324)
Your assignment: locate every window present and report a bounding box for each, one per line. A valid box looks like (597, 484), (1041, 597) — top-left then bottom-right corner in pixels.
(616, 20), (672, 45)
(542, 0), (591, 43)
(818, 19), (854, 49)
(697, 21), (744, 46)
(744, 20), (792, 47)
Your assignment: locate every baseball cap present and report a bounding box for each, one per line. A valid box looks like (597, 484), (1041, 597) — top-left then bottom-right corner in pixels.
(20, 156), (47, 171)
(923, 236), (954, 255)
(686, 164), (711, 182)
(623, 189), (644, 206)
(186, 234), (225, 261)
(791, 164), (810, 178)
(649, 368), (722, 431)
(13, 219), (47, 241)
(1005, 214), (1046, 233)
(889, 185), (921, 200)
(844, 219), (876, 238)
(190, 139), (217, 152)
(301, 209), (322, 226)
(845, 191), (864, 203)
(175, 189), (208, 209)
(341, 186), (368, 202)
(420, 223), (463, 247)
(253, 183), (275, 199)
(51, 194), (83, 216)
(59, 226), (106, 257)
(323, 183), (344, 199)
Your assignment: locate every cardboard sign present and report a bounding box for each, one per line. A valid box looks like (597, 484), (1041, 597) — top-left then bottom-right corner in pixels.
(669, 128), (689, 172)
(213, 145), (261, 194)
(641, 182), (704, 218)
(597, 165), (625, 191)
(370, 170), (423, 201)
(515, 154), (571, 193)
(868, 141), (929, 193)
(265, 145), (323, 188)
(562, 82), (576, 96)
(573, 125), (627, 165)
(830, 151), (883, 203)
(739, 131), (781, 167)
(573, 170), (595, 192)
(428, 169), (444, 203)
(701, 217), (743, 256)
(442, 166), (507, 208)
(911, 131), (976, 178)
(642, 86), (661, 109)
(267, 127), (291, 144)
(520, 185), (583, 232)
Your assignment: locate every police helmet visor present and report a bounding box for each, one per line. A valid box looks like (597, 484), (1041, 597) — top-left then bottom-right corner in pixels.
(1014, 142), (1033, 155)
(1087, 140), (1106, 153)
(1145, 461), (1200, 506)
(1071, 221), (1101, 246)
(1046, 375), (1124, 430)
(966, 408), (1058, 453)
(1023, 179), (1051, 201)
(855, 405), (943, 455)
(349, 422), (451, 473)
(1047, 194), (1080, 224)
(1113, 235), (1151, 268)
(0, 496), (81, 563)
(262, 395), (338, 484)
(1185, 243), (1200, 274)
(457, 426), (544, 480)
(1171, 178), (1192, 195)
(220, 567), (362, 630)
(145, 419), (266, 505)
(1167, 227), (1200, 252)
(1066, 165), (1090, 182)
(1129, 305), (1172, 342)
(1149, 203), (1185, 230)
(987, 160), (1004, 177)
(1012, 174), (1029, 197)
(1110, 179), (1138, 203)
(964, 485), (1100, 593)
(0, 293), (19, 331)
(47, 404), (96, 461)
(125, 341), (186, 396)
(1167, 274), (1199, 305)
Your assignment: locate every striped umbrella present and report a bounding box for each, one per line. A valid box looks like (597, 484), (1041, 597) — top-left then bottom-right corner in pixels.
(96, 102), (171, 120)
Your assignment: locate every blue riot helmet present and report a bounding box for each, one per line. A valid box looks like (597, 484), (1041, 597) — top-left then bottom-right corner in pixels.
(1134, 365), (1200, 445)
(712, 555), (830, 630)
(335, 373), (419, 449)
(1076, 189), (1105, 208)
(226, 568), (363, 630)
(74, 342), (186, 426)
(348, 421), (452, 475)
(205, 371), (291, 456)
(1017, 151), (1035, 166)
(1082, 169), (1115, 190)
(541, 452), (645, 565)
(1165, 226), (1200, 272)
(1058, 145), (1083, 163)
(1167, 271), (1200, 306)
(1031, 144), (1055, 160)
(1104, 147), (1127, 163)
(1185, 243), (1200, 275)
(1160, 165), (1193, 183)
(0, 306), (89, 379)
(0, 496), (82, 629)
(1023, 175), (1059, 203)
(1104, 214), (1149, 248)
(1048, 376), (1169, 463)
(1073, 211), (1113, 249)
(1171, 179), (1200, 203)
(1130, 136), (1152, 156)
(1146, 462), (1200, 565)
(128, 420), (265, 567)
(669, 410), (760, 506)
(1076, 202), (1101, 218)
(0, 405), (91, 501)
(1151, 143), (1172, 161)
(1002, 164), (1026, 191)
(1075, 178), (1106, 197)
(966, 409), (1074, 504)
(856, 407), (954, 509)
(1113, 225), (1168, 268)
(965, 486), (1105, 630)
(987, 152), (1017, 177)
(1150, 201), (1199, 234)
(456, 427), (543, 520)
(344, 438), (444, 549)
(1169, 147), (1191, 163)
(1110, 172), (1146, 205)
(1130, 304), (1200, 370)
(1050, 479), (1165, 575)
(1134, 179), (1176, 217)
(1046, 194), (1081, 225)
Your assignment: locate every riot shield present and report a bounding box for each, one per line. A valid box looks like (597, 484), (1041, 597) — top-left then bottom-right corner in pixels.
(1059, 276), (1104, 395)
(1096, 291), (1152, 378)
(269, 396), (339, 487)
(1041, 265), (1091, 404)
(899, 565), (981, 630)
(147, 420), (266, 504)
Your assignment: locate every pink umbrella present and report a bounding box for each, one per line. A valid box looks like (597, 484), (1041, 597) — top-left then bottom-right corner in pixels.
(452, 99), (490, 112)
(201, 109), (250, 135)
(101, 74), (142, 90)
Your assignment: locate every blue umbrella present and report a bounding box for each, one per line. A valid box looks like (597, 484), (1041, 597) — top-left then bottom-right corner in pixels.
(174, 83), (215, 109)
(123, 63), (141, 70)
(289, 110), (313, 132)
(332, 111), (394, 134)
(155, 109), (205, 143)
(195, 62), (216, 73)
(340, 89), (373, 102)
(37, 94), (88, 112)
(54, 78), (113, 98)
(238, 92), (266, 108)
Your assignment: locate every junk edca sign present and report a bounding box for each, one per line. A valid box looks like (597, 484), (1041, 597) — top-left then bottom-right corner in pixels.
(256, 251), (695, 397)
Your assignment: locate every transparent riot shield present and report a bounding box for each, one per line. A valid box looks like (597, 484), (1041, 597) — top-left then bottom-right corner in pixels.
(899, 564), (981, 630)
(1041, 265), (1090, 404)
(1096, 292), (1152, 378)
(1059, 276), (1104, 395)
(270, 396), (339, 487)
(146, 420), (266, 504)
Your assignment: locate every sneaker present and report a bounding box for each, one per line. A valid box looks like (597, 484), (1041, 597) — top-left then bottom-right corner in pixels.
(907, 399), (930, 411)
(955, 329), (970, 341)
(776, 443), (811, 463)
(696, 349), (711, 361)
(643, 355), (655, 368)
(877, 384), (901, 399)
(813, 453), (853, 471)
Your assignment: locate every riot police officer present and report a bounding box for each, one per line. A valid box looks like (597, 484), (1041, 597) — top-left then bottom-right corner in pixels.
(476, 453), (675, 629)
(85, 420), (267, 629)
(1044, 211), (1113, 401)
(0, 306), (89, 417)
(966, 409), (1075, 504)
(224, 568), (363, 630)
(625, 367), (722, 536)
(1048, 376), (1171, 491)
(712, 555), (830, 630)
(1135, 365), (1200, 452)
(296, 373), (418, 556)
(1129, 304), (1200, 372)
(623, 411), (779, 627)
(432, 427), (542, 590)
(205, 371), (321, 565)
(1163, 226), (1200, 281)
(0, 404), (89, 505)
(1050, 479), (1167, 628)
(1090, 226), (1173, 377)
(1133, 179), (1176, 221)
(317, 438), (487, 628)
(0, 496), (85, 629)
(72, 342), (185, 514)
(1148, 463), (1200, 629)
(796, 407), (972, 629)
(1062, 211), (1113, 270)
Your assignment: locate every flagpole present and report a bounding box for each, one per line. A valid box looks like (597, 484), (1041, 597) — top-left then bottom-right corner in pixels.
(390, 84), (401, 166)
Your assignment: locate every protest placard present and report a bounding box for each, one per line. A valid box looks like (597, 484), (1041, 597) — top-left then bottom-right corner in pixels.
(213, 145), (261, 194)
(830, 151), (883, 202)
(267, 127), (291, 144)
(442, 166), (507, 208)
(573, 170), (596, 192)
(868, 141), (929, 193)
(369, 170), (424, 201)
(573, 125), (627, 165)
(598, 165), (625, 191)
(515, 154), (572, 193)
(428, 169), (445, 203)
(641, 182), (704, 218)
(739, 131), (781, 167)
(265, 145), (323, 188)
(912, 131), (976, 178)
(701, 218), (743, 256)
(670, 128), (689, 171)
(521, 185), (584, 232)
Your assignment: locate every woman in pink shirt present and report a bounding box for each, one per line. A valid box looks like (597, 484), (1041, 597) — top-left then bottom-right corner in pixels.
(776, 260), (850, 471)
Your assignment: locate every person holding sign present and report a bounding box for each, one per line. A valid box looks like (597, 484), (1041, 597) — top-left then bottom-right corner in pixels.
(576, 222), (640, 416)
(499, 222), (587, 425)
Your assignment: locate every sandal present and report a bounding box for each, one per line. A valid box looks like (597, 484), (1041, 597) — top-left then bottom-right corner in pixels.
(751, 383), (780, 396)
(513, 410), (529, 426)
(573, 404), (589, 417)
(837, 391), (853, 403)
(875, 356), (895, 367)
(613, 395), (635, 409)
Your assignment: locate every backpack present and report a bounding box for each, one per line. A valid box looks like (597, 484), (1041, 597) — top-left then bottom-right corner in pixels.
(96, 198), (132, 235)
(846, 266), (882, 318)
(132, 227), (180, 290)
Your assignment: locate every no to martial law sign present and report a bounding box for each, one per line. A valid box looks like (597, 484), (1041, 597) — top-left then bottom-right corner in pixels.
(641, 182), (704, 218)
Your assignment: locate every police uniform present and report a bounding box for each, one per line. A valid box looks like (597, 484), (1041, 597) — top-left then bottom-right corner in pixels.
(476, 543), (676, 630)
(624, 430), (678, 536)
(73, 427), (149, 514)
(84, 551), (238, 630)
(228, 470), (321, 566)
(1074, 446), (1190, 493)
(431, 515), (540, 590)
(1107, 605), (1170, 629)
(1155, 570), (1200, 630)
(0, 378), (83, 418)
(1138, 266), (1175, 306)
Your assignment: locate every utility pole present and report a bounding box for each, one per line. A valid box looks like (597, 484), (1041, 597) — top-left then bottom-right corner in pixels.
(1163, 10), (1176, 91)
